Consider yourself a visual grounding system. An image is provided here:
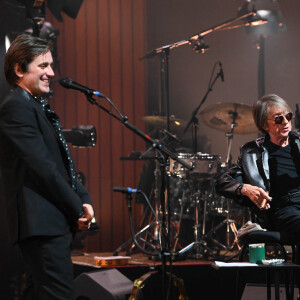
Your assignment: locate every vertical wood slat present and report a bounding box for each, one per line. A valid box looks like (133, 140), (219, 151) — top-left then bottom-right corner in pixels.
(97, 0), (114, 251)
(121, 0), (138, 239)
(84, 0), (101, 251)
(46, 0), (146, 252)
(109, 0), (125, 249)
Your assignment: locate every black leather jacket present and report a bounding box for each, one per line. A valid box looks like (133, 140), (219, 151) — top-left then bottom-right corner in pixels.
(215, 134), (300, 226)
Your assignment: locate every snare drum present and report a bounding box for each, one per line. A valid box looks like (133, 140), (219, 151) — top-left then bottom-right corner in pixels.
(168, 152), (220, 179)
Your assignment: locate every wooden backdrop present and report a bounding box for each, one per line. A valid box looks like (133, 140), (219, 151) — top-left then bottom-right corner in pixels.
(47, 0), (147, 252)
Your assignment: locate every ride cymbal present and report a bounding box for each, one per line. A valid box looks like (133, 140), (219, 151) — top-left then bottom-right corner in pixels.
(199, 102), (258, 134)
(142, 115), (187, 131)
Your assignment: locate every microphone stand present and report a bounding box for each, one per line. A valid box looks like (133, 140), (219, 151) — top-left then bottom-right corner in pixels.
(180, 62), (223, 153)
(85, 95), (192, 171)
(141, 11), (257, 60)
(83, 92), (193, 300)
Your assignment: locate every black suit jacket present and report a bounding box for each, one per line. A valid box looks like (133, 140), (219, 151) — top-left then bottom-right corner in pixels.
(0, 87), (92, 244)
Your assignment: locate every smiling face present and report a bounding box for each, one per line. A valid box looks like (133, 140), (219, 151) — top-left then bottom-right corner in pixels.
(263, 106), (292, 146)
(15, 51), (54, 97)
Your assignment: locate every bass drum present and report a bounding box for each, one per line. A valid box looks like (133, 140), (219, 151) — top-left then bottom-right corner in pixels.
(129, 271), (188, 300)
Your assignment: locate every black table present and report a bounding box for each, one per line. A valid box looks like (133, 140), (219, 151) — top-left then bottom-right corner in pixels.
(212, 261), (300, 300)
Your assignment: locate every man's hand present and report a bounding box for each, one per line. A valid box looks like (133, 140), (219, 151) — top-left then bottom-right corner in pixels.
(33, 0), (45, 7)
(241, 184), (272, 210)
(77, 204), (94, 230)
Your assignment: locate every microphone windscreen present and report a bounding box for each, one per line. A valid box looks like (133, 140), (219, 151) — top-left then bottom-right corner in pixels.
(59, 77), (72, 88)
(289, 130), (300, 140)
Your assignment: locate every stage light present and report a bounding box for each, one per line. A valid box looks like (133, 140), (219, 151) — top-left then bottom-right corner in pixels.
(238, 0), (284, 35)
(47, 0), (84, 22)
(238, 1), (285, 98)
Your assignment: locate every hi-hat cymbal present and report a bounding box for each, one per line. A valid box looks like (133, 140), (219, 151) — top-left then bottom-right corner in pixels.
(142, 115), (187, 131)
(199, 102), (258, 134)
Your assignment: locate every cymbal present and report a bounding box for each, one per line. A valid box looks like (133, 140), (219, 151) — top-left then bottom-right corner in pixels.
(198, 102), (258, 134)
(142, 115), (187, 131)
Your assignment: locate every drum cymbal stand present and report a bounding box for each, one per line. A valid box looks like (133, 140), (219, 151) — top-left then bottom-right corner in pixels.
(224, 110), (238, 168)
(203, 197), (238, 252)
(199, 111), (240, 253)
(171, 184), (189, 252)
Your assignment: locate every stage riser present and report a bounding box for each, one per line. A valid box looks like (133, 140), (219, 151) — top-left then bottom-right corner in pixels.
(74, 263), (299, 299)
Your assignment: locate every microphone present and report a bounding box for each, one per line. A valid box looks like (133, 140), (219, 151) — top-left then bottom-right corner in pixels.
(59, 77), (105, 98)
(289, 130), (300, 141)
(113, 187), (139, 194)
(160, 129), (181, 144)
(218, 62), (224, 82)
(295, 104), (300, 130)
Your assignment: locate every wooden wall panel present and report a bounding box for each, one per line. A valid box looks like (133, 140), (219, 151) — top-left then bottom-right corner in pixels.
(47, 0), (146, 252)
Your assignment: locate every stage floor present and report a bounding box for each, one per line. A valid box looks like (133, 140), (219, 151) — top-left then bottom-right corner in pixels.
(72, 249), (295, 300)
(72, 250), (235, 299)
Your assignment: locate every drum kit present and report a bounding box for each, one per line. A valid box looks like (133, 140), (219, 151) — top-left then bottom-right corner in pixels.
(115, 102), (257, 259)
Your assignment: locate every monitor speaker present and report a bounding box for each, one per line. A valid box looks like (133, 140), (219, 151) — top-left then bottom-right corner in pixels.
(74, 268), (133, 300)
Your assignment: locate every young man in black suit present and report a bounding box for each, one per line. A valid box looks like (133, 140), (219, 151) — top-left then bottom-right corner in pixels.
(1, 34), (94, 299)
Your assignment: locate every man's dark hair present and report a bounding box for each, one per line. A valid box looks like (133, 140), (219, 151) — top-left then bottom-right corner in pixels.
(4, 34), (52, 87)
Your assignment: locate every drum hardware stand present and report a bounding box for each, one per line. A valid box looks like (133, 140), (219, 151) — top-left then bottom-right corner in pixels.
(113, 205), (159, 256)
(177, 187), (217, 259)
(203, 212), (238, 252)
(171, 191), (188, 252)
(115, 129), (181, 255)
(222, 221), (244, 262)
(142, 149), (163, 249)
(224, 111), (237, 167)
(176, 187), (240, 259)
(114, 148), (164, 255)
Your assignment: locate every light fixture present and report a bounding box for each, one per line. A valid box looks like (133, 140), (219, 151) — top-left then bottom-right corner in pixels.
(15, 0), (84, 22)
(47, 0), (84, 22)
(237, 1), (285, 99)
(238, 0), (284, 35)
